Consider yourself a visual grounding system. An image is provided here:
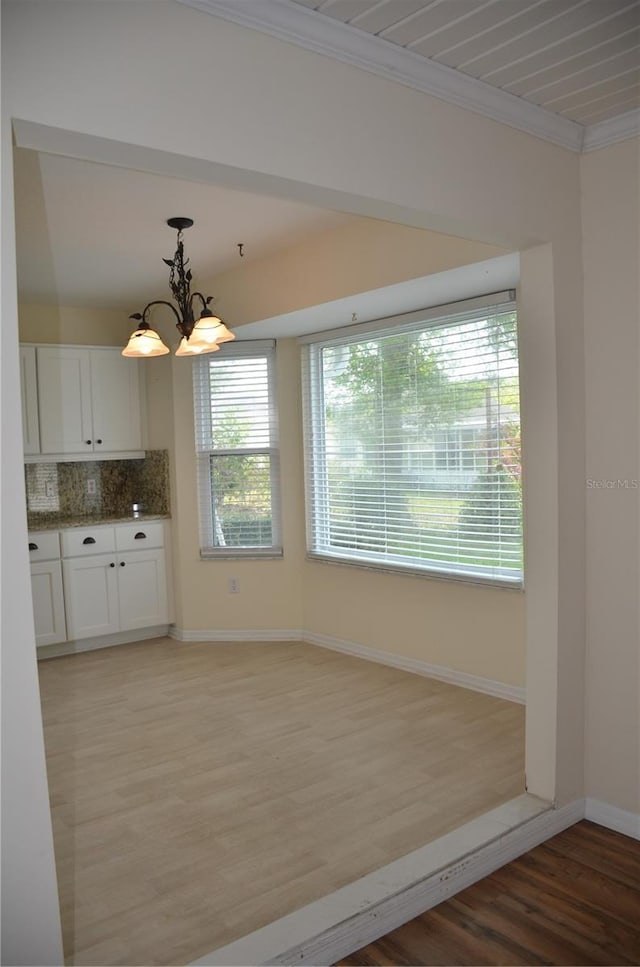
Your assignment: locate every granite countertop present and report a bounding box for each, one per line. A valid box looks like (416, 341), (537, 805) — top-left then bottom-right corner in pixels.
(28, 514), (171, 533)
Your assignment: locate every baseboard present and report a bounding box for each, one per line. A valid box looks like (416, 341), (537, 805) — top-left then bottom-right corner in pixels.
(585, 798), (640, 840)
(169, 626), (303, 642)
(36, 625), (169, 659)
(51, 624), (524, 706)
(191, 794), (581, 966)
(304, 631), (525, 704)
(169, 626), (524, 703)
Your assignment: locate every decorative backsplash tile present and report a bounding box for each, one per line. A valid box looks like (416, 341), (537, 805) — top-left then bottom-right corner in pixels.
(26, 450), (170, 528)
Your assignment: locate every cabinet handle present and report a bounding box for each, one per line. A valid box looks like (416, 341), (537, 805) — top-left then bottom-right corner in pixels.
(82, 536), (96, 545)
(109, 562), (115, 568)
(120, 561), (126, 567)
(28, 542), (38, 551)
(96, 439), (103, 445)
(134, 532), (146, 540)
(85, 440), (92, 445)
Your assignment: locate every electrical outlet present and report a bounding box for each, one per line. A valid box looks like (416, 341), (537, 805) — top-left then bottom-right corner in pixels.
(45, 482), (56, 498)
(228, 577), (240, 594)
(87, 478), (97, 495)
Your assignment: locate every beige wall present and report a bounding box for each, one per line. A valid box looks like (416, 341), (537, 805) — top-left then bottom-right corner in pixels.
(581, 137), (640, 817)
(303, 563), (525, 684)
(208, 218), (505, 327)
(163, 220), (525, 685)
(19, 303), (130, 345)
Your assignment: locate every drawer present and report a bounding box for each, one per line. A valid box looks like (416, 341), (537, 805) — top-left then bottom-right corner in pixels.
(28, 531), (60, 562)
(115, 521), (165, 552)
(61, 526), (116, 558)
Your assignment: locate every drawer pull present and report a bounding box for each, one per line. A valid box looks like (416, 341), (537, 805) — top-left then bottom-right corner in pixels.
(120, 561), (126, 567)
(134, 532), (146, 540)
(82, 536), (96, 545)
(28, 542), (38, 551)
(109, 562), (115, 568)
(85, 440), (92, 445)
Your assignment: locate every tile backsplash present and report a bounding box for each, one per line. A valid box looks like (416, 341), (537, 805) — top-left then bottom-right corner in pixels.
(25, 450), (170, 527)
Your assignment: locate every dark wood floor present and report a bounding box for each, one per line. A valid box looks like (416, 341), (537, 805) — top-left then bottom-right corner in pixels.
(339, 821), (640, 966)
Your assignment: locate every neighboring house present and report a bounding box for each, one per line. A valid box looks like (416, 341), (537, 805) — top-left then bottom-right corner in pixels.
(407, 400), (521, 492)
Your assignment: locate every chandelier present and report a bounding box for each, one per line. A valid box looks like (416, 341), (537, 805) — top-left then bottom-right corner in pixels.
(122, 217), (235, 358)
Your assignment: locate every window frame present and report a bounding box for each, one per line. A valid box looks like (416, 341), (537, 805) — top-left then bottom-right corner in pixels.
(193, 339), (282, 559)
(301, 292), (523, 589)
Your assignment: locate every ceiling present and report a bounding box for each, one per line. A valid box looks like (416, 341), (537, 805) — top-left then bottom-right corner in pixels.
(183, 0), (640, 148)
(291, 0), (640, 126)
(13, 148), (353, 310)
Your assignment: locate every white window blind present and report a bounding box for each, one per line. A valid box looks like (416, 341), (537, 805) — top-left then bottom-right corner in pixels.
(193, 340), (281, 557)
(301, 294), (522, 587)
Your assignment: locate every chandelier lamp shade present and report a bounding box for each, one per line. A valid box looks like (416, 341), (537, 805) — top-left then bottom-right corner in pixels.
(122, 217), (235, 358)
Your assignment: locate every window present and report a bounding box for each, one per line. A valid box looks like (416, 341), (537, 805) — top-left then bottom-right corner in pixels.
(194, 340), (281, 557)
(301, 293), (522, 586)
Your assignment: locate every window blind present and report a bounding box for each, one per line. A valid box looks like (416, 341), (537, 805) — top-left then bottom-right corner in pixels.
(301, 294), (522, 586)
(193, 340), (281, 557)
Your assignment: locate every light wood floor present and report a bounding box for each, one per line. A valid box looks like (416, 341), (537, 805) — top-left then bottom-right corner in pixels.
(339, 821), (640, 966)
(38, 637), (525, 966)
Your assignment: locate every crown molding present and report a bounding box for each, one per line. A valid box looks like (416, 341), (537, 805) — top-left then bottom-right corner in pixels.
(582, 108), (640, 152)
(177, 0), (584, 152)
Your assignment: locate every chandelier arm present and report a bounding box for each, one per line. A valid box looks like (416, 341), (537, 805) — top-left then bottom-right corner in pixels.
(189, 291), (211, 314)
(141, 300), (184, 333)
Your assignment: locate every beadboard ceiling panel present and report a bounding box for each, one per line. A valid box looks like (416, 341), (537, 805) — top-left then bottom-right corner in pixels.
(291, 0), (640, 125)
(576, 88), (640, 121)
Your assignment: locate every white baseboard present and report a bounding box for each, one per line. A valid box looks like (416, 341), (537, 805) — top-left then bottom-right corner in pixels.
(169, 626), (525, 703)
(585, 797), (640, 840)
(36, 625), (169, 659)
(304, 631), (525, 704)
(169, 626), (303, 643)
(191, 794), (582, 966)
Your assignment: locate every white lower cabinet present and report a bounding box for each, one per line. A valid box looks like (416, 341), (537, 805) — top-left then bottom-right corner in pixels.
(30, 560), (67, 646)
(64, 546), (168, 639)
(117, 548), (168, 631)
(63, 554), (120, 639)
(29, 521), (170, 648)
(28, 531), (67, 647)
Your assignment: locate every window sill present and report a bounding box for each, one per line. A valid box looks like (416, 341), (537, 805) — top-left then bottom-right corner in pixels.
(305, 551), (524, 591)
(200, 547), (283, 560)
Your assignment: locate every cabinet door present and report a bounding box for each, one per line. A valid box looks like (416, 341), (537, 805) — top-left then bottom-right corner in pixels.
(20, 346), (40, 454)
(90, 350), (142, 452)
(37, 348), (93, 454)
(31, 561), (67, 647)
(117, 549), (168, 631)
(63, 555), (119, 639)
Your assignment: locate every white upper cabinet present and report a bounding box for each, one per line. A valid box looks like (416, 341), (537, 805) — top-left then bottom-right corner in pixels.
(37, 347), (93, 454)
(34, 346), (142, 456)
(20, 345), (40, 454)
(90, 349), (142, 452)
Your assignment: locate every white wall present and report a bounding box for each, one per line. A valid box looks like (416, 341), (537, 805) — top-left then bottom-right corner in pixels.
(1, 97), (64, 967)
(2, 0), (593, 954)
(582, 137), (640, 818)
